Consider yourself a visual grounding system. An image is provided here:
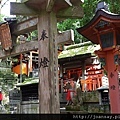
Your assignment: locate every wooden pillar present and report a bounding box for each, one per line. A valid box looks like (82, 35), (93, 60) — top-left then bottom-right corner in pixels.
(59, 64), (64, 93)
(11, 34), (17, 47)
(29, 51), (32, 72)
(81, 60), (86, 79)
(37, 11), (60, 113)
(20, 54), (22, 83)
(96, 49), (120, 113)
(59, 64), (63, 78)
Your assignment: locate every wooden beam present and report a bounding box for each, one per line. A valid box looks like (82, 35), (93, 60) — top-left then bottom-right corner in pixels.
(57, 5), (84, 19)
(46, 0), (55, 12)
(0, 41), (38, 58)
(10, 1), (83, 18)
(20, 0), (82, 12)
(86, 68), (103, 72)
(84, 73), (103, 76)
(0, 30), (74, 58)
(64, 65), (81, 70)
(10, 2), (37, 16)
(57, 29), (74, 44)
(11, 3), (83, 19)
(12, 17), (74, 35)
(12, 17), (38, 35)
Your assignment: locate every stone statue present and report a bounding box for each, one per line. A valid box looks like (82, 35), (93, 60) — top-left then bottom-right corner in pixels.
(72, 79), (83, 105)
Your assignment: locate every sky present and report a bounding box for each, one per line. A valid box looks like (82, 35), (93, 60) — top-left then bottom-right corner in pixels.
(1, 0), (16, 17)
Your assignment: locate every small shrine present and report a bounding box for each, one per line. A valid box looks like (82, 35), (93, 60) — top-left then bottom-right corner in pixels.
(15, 41), (110, 113)
(77, 2), (120, 113)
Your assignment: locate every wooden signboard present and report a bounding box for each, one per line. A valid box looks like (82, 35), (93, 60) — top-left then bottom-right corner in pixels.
(0, 23), (12, 50)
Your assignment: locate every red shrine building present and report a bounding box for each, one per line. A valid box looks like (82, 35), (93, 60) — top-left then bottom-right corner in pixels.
(77, 2), (120, 113)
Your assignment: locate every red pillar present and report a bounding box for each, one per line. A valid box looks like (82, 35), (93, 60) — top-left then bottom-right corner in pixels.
(96, 49), (120, 113)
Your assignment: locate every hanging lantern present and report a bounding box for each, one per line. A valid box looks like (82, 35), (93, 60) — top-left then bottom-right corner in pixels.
(0, 22), (12, 51)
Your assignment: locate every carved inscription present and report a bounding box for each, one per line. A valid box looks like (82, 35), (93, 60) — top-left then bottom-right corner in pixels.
(39, 57), (49, 68)
(39, 30), (48, 41)
(110, 72), (114, 78)
(110, 85), (116, 90)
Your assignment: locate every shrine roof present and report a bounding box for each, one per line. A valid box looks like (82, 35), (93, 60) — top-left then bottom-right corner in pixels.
(76, 9), (120, 44)
(58, 41), (100, 59)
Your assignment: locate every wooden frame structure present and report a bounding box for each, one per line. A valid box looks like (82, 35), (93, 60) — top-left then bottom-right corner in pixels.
(0, 0), (84, 113)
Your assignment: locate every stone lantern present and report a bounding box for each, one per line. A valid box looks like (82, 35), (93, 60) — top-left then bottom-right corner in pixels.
(97, 86), (109, 105)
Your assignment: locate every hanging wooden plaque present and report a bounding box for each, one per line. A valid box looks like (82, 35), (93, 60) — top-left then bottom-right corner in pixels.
(0, 22), (12, 50)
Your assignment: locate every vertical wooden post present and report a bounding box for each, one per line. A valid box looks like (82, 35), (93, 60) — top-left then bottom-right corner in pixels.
(81, 60), (86, 79)
(37, 11), (60, 113)
(20, 54), (22, 83)
(29, 51), (33, 72)
(28, 51), (33, 77)
(59, 64), (63, 78)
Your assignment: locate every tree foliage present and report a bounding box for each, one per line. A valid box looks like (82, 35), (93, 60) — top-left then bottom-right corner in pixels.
(57, 0), (120, 44)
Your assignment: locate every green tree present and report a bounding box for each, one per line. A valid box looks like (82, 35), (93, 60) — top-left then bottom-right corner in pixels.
(57, 0), (120, 44)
